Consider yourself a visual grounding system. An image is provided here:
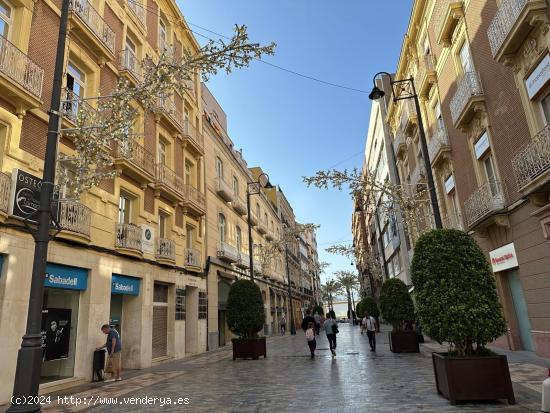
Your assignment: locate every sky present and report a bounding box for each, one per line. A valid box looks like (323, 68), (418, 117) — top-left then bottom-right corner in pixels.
(177, 0), (413, 283)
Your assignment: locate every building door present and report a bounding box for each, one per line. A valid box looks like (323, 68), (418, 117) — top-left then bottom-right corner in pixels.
(218, 310), (226, 347)
(507, 270), (534, 351)
(109, 294), (123, 336)
(152, 283), (168, 358)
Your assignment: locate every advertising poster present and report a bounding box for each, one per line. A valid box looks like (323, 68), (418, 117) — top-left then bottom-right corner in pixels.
(41, 308), (71, 361)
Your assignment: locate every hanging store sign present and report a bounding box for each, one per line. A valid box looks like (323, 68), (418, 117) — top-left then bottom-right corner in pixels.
(44, 263), (88, 291)
(111, 274), (140, 295)
(141, 224), (155, 254)
(526, 54), (550, 100)
(489, 243), (519, 273)
(9, 169), (58, 224)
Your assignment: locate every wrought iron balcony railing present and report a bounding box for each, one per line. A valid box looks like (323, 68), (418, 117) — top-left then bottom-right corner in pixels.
(127, 0), (146, 27)
(61, 89), (96, 123)
(115, 139), (155, 176)
(217, 241), (239, 262)
(237, 252), (250, 269)
(487, 0), (527, 57)
(232, 195), (247, 215)
(183, 120), (204, 151)
(185, 184), (205, 210)
(70, 0), (115, 54)
(58, 199), (91, 237)
(115, 223), (142, 251)
(0, 35), (44, 99)
(216, 176), (234, 202)
(428, 124), (450, 163)
(155, 163), (185, 197)
(156, 238), (175, 261)
(0, 171), (10, 214)
(411, 163), (427, 186)
(414, 54), (436, 94)
(450, 71), (483, 125)
(464, 180), (506, 228)
(185, 247), (202, 268)
(512, 124), (550, 191)
(119, 49), (142, 82)
(154, 96), (183, 131)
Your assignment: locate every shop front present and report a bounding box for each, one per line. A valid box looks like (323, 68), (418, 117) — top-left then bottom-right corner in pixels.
(41, 263), (88, 384)
(110, 274), (140, 336)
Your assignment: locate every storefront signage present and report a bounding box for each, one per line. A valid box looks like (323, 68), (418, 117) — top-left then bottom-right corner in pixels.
(141, 224), (155, 254)
(526, 54), (550, 99)
(9, 169), (58, 224)
(489, 243), (519, 273)
(44, 263), (88, 291)
(41, 308), (71, 361)
(112, 274), (140, 295)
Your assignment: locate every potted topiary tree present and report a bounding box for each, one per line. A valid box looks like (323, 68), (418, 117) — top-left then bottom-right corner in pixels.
(355, 297), (380, 332)
(379, 278), (418, 353)
(412, 229), (514, 405)
(226, 279), (266, 360)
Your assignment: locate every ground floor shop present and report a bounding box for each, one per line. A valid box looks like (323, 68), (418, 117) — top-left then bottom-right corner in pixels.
(476, 200), (550, 358)
(0, 228), (207, 405)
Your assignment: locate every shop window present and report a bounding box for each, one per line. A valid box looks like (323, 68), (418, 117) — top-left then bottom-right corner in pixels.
(198, 291), (207, 319)
(153, 283), (168, 303)
(0, 0), (11, 39)
(175, 288), (186, 320)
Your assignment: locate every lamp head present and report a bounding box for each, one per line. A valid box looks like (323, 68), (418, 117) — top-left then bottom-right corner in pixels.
(368, 86), (385, 100)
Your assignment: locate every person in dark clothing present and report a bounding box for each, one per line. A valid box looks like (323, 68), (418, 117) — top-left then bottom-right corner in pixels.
(301, 310), (316, 332)
(323, 312), (338, 357)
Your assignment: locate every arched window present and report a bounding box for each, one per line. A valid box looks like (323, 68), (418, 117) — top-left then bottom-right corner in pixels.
(232, 176), (239, 196)
(236, 226), (242, 251)
(218, 213), (226, 243)
(215, 157), (223, 179)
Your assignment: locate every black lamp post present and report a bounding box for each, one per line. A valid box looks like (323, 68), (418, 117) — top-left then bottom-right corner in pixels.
(246, 173), (273, 281)
(369, 71), (442, 229)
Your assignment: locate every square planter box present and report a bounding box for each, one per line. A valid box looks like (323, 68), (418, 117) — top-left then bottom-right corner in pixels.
(432, 352), (515, 405)
(232, 337), (267, 360)
(389, 331), (420, 353)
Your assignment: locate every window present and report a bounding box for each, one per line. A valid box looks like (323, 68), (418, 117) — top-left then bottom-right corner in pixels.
(198, 291), (207, 319)
(236, 226), (242, 252)
(59, 167), (76, 199)
(434, 101), (444, 131)
(118, 195), (131, 224)
(459, 42), (473, 74)
(484, 155), (498, 195)
(64, 63), (85, 118)
(392, 254), (401, 276)
(218, 213), (226, 243)
(159, 18), (168, 50)
(175, 288), (186, 320)
(215, 157), (223, 179)
(256, 204), (260, 219)
(158, 139), (166, 165)
(185, 160), (193, 185)
(0, 0), (12, 38)
(541, 92), (550, 125)
(423, 35), (430, 55)
(159, 213), (167, 239)
(232, 176), (239, 197)
(186, 225), (193, 249)
(264, 212), (268, 226)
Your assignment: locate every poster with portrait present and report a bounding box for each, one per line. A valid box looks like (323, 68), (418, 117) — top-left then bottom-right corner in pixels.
(41, 308), (71, 361)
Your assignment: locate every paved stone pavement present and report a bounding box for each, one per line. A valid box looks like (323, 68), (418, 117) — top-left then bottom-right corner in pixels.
(13, 324), (549, 412)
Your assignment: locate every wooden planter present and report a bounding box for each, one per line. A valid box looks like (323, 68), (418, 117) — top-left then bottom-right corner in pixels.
(432, 352), (515, 405)
(389, 331), (420, 353)
(232, 337), (267, 360)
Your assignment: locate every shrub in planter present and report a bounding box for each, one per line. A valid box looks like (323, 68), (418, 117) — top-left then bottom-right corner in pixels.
(412, 229), (514, 404)
(227, 279), (266, 360)
(379, 278), (418, 353)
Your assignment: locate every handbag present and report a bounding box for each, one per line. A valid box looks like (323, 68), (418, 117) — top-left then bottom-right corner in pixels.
(332, 322), (339, 334)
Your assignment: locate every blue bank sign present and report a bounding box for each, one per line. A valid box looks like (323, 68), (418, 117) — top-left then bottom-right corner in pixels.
(45, 263), (88, 290)
(112, 274), (140, 296)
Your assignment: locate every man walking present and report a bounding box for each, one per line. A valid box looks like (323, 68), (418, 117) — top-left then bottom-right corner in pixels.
(97, 324), (122, 381)
(363, 312), (376, 352)
(323, 312), (338, 357)
(280, 315), (287, 335)
(313, 311), (321, 335)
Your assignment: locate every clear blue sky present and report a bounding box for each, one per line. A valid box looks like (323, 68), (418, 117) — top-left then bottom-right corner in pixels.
(178, 0), (413, 283)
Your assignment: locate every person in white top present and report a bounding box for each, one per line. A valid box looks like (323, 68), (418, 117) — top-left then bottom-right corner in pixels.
(362, 312), (376, 352)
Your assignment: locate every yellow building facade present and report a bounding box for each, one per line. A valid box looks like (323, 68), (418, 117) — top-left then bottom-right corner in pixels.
(0, 0), (207, 403)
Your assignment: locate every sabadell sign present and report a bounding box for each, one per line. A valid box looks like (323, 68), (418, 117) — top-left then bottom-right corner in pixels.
(489, 243), (519, 273)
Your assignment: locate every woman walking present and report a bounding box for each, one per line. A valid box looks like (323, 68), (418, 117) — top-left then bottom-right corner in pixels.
(323, 312), (338, 357)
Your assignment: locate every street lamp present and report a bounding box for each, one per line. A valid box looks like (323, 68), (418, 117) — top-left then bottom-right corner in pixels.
(369, 71), (442, 229)
(246, 172), (273, 281)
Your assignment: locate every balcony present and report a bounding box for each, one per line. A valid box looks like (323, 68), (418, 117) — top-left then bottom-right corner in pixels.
(118, 49), (142, 85)
(57, 199), (92, 243)
(154, 96), (183, 133)
(156, 238), (176, 264)
(399, 99), (417, 133)
(182, 120), (204, 154)
(487, 0), (548, 63)
(183, 184), (206, 216)
(61, 89), (95, 126)
(464, 181), (506, 229)
(69, 0), (115, 61)
(450, 71), (484, 129)
(126, 0), (146, 29)
(257, 219), (268, 235)
(427, 125), (451, 166)
(394, 131), (407, 159)
(411, 163), (427, 186)
(0, 171), (10, 219)
(236, 252), (250, 269)
(114, 140), (155, 185)
(217, 241), (239, 263)
(442, 211), (464, 230)
(249, 210), (259, 227)
(216, 177), (234, 202)
(253, 257), (262, 274)
(433, 0), (464, 46)
(185, 247), (202, 272)
(512, 124), (550, 195)
(231, 195), (247, 216)
(265, 231), (275, 242)
(0, 35), (44, 111)
(154, 163), (185, 202)
(115, 223), (143, 257)
(414, 54), (436, 98)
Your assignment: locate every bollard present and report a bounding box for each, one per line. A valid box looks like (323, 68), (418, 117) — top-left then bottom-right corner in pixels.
(542, 367), (550, 413)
